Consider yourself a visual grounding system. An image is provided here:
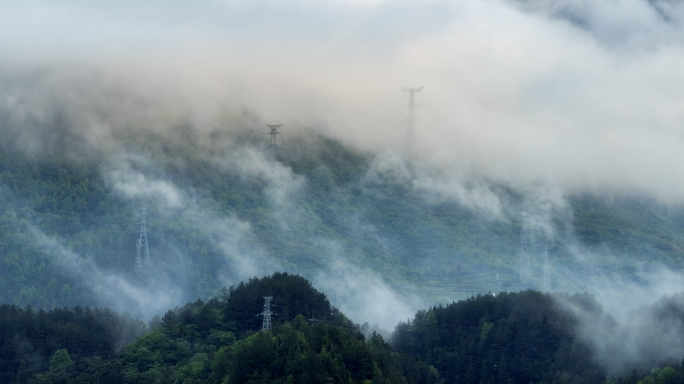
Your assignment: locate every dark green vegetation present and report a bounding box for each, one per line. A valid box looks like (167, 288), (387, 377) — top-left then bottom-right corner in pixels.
(392, 291), (607, 384)
(8, 273), (442, 384)
(392, 290), (684, 384)
(2, 126), (684, 311)
(621, 365), (684, 384)
(5, 275), (684, 384)
(0, 304), (144, 383)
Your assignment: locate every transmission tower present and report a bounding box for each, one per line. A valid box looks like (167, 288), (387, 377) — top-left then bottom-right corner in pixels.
(259, 296), (274, 330)
(266, 125), (282, 159)
(519, 217), (531, 282)
(402, 87), (422, 162)
(495, 273), (504, 292)
(135, 238), (142, 277)
(542, 244), (551, 291)
(139, 208), (150, 269)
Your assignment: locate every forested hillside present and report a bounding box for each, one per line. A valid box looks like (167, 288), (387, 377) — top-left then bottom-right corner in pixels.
(392, 290), (684, 384)
(392, 291), (607, 383)
(1, 127), (684, 316)
(0, 304), (145, 383)
(5, 274), (683, 384)
(7, 274), (443, 384)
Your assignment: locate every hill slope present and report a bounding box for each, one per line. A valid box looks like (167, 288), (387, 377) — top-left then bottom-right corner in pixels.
(4, 274), (684, 384)
(1, 128), (683, 318)
(10, 273), (442, 384)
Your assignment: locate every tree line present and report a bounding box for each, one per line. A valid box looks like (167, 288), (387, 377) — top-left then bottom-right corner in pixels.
(4, 274), (684, 383)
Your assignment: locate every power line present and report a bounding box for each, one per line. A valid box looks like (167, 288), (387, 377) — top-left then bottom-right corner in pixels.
(424, 272), (503, 281)
(211, 119), (283, 158)
(210, 118), (269, 134)
(210, 97), (401, 135)
(325, 97), (404, 125)
(295, 96), (404, 130)
(357, 114), (404, 129)
(290, 113), (403, 133)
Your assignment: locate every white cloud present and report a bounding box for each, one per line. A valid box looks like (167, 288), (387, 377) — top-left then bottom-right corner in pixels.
(2, 0), (683, 204)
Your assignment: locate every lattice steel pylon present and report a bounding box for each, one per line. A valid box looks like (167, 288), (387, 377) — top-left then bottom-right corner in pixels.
(402, 87), (422, 162)
(495, 273), (504, 292)
(259, 296), (274, 330)
(139, 208), (150, 269)
(135, 237), (142, 277)
(542, 244), (551, 291)
(519, 216), (531, 282)
(266, 125), (282, 159)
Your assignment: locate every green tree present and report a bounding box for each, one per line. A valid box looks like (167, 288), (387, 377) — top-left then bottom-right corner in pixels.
(49, 349), (72, 371)
(658, 367), (677, 384)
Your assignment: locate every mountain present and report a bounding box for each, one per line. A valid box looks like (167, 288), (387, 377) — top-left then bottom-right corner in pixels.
(1, 126), (684, 317)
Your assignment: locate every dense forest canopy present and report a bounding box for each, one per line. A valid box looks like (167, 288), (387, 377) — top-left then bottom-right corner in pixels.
(0, 304), (145, 383)
(2, 274), (684, 384)
(4, 273), (443, 384)
(392, 291), (607, 383)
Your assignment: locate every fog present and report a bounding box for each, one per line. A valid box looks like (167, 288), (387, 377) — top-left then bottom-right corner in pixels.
(2, 0), (684, 370)
(4, 0), (684, 200)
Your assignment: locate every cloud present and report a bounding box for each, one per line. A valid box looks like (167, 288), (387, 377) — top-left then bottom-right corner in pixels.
(214, 145), (306, 209)
(2, 0), (684, 205)
(557, 271), (684, 374)
(312, 240), (423, 329)
(105, 155), (184, 208)
(30, 224), (183, 318)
